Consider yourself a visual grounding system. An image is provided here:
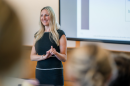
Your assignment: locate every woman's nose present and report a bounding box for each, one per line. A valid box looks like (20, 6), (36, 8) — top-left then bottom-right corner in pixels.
(41, 16), (45, 20)
(43, 15), (46, 19)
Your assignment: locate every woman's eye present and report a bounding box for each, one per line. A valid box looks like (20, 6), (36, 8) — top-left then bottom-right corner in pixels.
(45, 15), (49, 16)
(41, 15), (43, 17)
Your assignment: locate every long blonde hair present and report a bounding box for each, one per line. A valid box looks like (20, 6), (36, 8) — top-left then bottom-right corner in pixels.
(35, 6), (60, 46)
(67, 44), (117, 86)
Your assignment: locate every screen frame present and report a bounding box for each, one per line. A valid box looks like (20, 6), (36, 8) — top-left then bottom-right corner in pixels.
(59, 0), (130, 45)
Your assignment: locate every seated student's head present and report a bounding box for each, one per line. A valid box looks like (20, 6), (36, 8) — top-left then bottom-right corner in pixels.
(66, 44), (116, 86)
(0, 0), (22, 76)
(109, 53), (130, 86)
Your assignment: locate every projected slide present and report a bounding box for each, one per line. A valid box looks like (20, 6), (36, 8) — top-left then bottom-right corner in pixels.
(77, 0), (130, 41)
(60, 0), (130, 43)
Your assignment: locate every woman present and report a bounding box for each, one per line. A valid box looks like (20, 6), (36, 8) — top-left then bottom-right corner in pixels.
(30, 6), (67, 86)
(66, 44), (117, 86)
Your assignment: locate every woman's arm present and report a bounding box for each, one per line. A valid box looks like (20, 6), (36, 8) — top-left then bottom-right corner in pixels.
(30, 38), (51, 61)
(50, 35), (67, 62)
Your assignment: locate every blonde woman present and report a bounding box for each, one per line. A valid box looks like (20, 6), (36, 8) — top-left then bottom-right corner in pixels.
(30, 6), (67, 86)
(66, 44), (117, 86)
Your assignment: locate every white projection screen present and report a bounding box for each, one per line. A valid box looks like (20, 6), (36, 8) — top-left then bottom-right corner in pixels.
(60, 0), (130, 44)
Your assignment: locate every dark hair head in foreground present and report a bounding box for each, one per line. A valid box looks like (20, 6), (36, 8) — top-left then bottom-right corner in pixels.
(67, 44), (117, 86)
(109, 53), (130, 86)
(0, 0), (22, 75)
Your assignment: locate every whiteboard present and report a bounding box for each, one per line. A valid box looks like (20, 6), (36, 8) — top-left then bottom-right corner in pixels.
(5, 0), (59, 46)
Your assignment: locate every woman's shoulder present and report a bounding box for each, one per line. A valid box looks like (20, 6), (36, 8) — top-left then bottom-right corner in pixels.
(57, 29), (63, 32)
(57, 29), (65, 35)
(57, 29), (66, 39)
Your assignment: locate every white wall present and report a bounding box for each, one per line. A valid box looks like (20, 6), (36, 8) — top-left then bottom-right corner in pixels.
(5, 0), (130, 52)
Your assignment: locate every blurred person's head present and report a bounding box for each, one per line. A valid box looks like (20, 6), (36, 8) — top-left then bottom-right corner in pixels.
(0, 0), (22, 76)
(35, 6), (60, 46)
(109, 53), (130, 86)
(67, 44), (116, 86)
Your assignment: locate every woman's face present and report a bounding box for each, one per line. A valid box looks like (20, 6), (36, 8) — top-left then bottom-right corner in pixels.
(40, 9), (50, 26)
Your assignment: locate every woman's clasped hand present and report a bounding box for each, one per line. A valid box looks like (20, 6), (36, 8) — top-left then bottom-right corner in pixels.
(45, 46), (58, 59)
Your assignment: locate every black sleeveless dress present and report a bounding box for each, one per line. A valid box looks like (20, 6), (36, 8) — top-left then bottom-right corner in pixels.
(34, 29), (65, 86)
